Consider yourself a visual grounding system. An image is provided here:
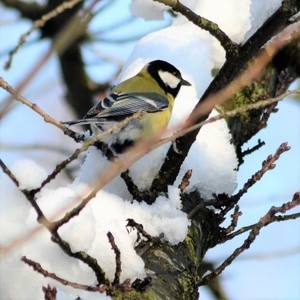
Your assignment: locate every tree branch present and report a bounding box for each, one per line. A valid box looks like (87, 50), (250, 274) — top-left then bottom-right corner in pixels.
(150, 18), (300, 196)
(203, 142), (291, 210)
(0, 77), (84, 142)
(154, 0), (239, 57)
(107, 232), (122, 285)
(200, 192), (300, 285)
(224, 142), (291, 214)
(21, 256), (106, 293)
(225, 212), (300, 241)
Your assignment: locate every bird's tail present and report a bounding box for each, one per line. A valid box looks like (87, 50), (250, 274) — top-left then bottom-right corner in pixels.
(62, 118), (106, 126)
(62, 119), (85, 126)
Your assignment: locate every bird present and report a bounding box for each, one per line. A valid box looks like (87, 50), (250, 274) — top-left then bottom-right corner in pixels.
(63, 60), (191, 157)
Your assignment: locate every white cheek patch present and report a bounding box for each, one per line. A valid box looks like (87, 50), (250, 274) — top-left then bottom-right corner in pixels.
(158, 70), (181, 89)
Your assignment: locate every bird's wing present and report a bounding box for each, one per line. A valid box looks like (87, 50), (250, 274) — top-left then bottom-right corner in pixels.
(85, 92), (168, 119)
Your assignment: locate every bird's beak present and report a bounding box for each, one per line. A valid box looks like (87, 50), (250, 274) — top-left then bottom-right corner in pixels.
(181, 78), (191, 86)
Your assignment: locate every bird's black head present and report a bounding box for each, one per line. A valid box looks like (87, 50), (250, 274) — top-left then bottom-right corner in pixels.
(147, 60), (191, 97)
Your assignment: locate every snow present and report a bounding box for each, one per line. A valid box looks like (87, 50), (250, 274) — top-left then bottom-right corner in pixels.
(175, 110), (238, 199)
(0, 172), (31, 243)
(176, 0), (251, 44)
(0, 0), (288, 299)
(11, 159), (48, 190)
(245, 0), (283, 40)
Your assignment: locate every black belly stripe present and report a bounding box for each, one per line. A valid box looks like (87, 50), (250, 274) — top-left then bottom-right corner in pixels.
(112, 139), (134, 155)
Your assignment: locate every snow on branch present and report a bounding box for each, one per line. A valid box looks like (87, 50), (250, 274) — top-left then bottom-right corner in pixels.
(154, 0), (239, 57)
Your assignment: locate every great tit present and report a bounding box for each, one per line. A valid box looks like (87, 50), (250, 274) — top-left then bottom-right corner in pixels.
(64, 60), (191, 157)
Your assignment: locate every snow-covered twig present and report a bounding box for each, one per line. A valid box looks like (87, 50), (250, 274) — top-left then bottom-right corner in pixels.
(154, 0), (239, 56)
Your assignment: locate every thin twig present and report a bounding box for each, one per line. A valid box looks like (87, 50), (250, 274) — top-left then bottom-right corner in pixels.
(0, 159), (51, 228)
(200, 192), (300, 286)
(21, 256), (107, 293)
(204, 142), (292, 209)
(241, 139), (265, 158)
(225, 212), (300, 241)
(178, 169), (192, 192)
(224, 205), (241, 234)
(107, 232), (121, 285)
(31, 148), (83, 195)
(0, 158), (20, 187)
(0, 77), (83, 142)
(221, 142), (291, 215)
(126, 219), (152, 241)
(5, 0), (83, 69)
(158, 89), (299, 150)
(1, 89), (298, 254)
